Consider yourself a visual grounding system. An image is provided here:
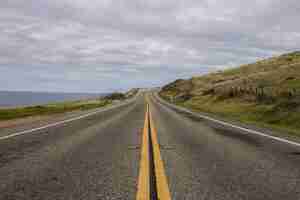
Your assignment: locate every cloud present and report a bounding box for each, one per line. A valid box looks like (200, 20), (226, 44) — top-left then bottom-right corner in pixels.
(0, 0), (300, 92)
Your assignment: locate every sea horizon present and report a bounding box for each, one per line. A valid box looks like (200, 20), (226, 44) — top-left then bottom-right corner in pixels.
(0, 90), (107, 108)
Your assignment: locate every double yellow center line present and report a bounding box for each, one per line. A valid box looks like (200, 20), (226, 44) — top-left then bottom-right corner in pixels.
(136, 103), (171, 200)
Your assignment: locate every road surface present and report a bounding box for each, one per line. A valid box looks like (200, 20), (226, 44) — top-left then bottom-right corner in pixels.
(0, 92), (300, 200)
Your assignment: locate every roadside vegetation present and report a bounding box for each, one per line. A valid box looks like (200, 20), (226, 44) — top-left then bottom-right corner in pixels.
(0, 89), (139, 121)
(159, 51), (300, 137)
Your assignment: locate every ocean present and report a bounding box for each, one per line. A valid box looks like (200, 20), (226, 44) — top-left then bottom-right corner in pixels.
(0, 91), (106, 108)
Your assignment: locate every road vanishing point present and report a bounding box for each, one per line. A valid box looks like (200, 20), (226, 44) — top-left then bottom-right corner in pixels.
(0, 92), (300, 200)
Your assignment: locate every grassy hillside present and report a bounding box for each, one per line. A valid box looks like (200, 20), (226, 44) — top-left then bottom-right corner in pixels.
(160, 51), (300, 137)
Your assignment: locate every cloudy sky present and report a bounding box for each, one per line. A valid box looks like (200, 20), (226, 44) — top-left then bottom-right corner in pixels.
(1, 0), (300, 93)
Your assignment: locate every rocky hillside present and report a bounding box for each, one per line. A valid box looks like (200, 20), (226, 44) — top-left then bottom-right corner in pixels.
(160, 51), (300, 136)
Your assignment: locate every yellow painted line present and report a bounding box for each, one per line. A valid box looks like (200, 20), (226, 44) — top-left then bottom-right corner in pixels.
(136, 104), (150, 200)
(149, 105), (172, 200)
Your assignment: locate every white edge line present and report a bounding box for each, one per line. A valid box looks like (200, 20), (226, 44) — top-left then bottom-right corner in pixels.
(154, 93), (300, 148)
(0, 95), (138, 141)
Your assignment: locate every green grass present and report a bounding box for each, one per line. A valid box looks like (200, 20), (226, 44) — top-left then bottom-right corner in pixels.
(283, 79), (300, 88)
(179, 96), (300, 137)
(0, 99), (111, 121)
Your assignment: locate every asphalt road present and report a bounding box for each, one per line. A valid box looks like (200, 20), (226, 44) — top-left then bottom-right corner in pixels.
(1, 92), (300, 200)
(149, 93), (300, 200)
(0, 94), (145, 200)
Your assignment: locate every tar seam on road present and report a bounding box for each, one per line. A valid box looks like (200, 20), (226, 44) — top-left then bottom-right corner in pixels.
(136, 103), (171, 200)
(155, 93), (300, 148)
(0, 97), (137, 141)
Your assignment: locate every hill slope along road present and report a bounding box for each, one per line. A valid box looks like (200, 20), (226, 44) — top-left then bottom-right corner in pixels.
(0, 92), (300, 199)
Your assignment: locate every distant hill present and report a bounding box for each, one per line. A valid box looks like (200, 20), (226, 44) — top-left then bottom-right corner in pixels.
(160, 51), (300, 137)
